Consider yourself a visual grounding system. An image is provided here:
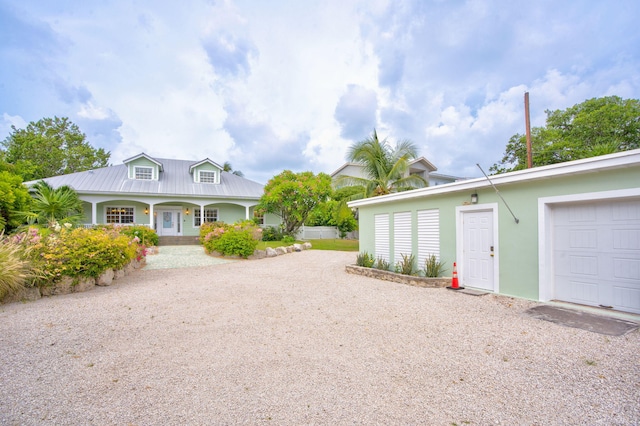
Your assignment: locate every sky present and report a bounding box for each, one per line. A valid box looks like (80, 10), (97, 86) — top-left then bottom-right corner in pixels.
(1, 0), (639, 184)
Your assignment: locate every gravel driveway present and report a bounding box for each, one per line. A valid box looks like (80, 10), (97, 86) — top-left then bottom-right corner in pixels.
(1, 250), (638, 425)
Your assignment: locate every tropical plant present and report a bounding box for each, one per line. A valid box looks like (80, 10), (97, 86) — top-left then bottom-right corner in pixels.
(395, 253), (416, 275)
(336, 129), (427, 198)
(21, 180), (84, 227)
(423, 254), (447, 277)
(222, 161), (244, 177)
(355, 251), (375, 267)
(257, 170), (333, 236)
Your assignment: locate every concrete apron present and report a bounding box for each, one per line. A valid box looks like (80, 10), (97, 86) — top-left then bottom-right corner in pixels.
(144, 245), (235, 270)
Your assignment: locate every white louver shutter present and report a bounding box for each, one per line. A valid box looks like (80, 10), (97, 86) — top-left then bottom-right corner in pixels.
(417, 209), (440, 267)
(394, 211), (412, 264)
(374, 214), (390, 261)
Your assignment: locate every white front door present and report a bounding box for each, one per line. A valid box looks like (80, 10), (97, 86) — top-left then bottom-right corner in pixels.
(157, 210), (181, 236)
(462, 210), (495, 291)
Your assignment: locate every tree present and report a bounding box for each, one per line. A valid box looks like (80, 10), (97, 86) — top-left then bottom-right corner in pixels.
(22, 181), (84, 227)
(257, 170), (332, 236)
(491, 96), (640, 173)
(222, 161), (244, 177)
(336, 129), (427, 198)
(0, 171), (31, 233)
(1, 116), (110, 181)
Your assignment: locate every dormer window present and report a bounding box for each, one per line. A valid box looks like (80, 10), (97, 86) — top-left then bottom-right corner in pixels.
(199, 170), (218, 184)
(135, 166), (153, 180)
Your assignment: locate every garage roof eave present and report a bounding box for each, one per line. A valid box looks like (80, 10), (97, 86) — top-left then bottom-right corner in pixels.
(348, 149), (640, 209)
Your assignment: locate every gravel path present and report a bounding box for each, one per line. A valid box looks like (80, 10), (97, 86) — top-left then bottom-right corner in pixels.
(1, 250), (638, 425)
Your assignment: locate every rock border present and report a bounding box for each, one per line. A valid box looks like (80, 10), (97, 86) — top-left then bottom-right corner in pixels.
(345, 264), (451, 288)
(1, 258), (146, 305)
(207, 242), (313, 260)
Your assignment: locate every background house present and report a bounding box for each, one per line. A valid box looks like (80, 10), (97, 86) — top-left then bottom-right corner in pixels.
(348, 149), (640, 315)
(28, 153), (279, 240)
(331, 157), (464, 187)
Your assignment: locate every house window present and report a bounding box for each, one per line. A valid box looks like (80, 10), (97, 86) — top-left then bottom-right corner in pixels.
(253, 211), (264, 225)
(199, 170), (217, 183)
(194, 208), (219, 227)
(135, 166), (153, 180)
(106, 207), (134, 224)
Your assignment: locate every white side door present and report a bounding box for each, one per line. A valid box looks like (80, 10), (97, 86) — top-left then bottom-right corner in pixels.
(462, 210), (495, 291)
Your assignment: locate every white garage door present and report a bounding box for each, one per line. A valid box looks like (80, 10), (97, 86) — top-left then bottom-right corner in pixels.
(553, 199), (640, 314)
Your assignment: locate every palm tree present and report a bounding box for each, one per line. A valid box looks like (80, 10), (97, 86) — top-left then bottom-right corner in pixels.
(222, 161), (244, 177)
(23, 181), (84, 227)
(337, 129), (427, 198)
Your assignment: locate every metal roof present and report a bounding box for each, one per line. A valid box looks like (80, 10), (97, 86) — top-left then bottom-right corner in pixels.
(28, 158), (264, 199)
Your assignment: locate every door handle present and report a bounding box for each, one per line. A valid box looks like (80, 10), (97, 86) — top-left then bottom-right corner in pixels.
(490, 246), (494, 257)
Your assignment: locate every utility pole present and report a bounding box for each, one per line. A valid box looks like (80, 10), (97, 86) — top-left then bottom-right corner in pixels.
(525, 92), (532, 168)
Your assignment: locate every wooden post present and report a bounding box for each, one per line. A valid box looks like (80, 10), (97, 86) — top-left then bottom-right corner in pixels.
(525, 92), (532, 168)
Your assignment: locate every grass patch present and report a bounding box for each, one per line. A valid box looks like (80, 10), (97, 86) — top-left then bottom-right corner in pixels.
(255, 239), (359, 251)
(307, 239), (358, 251)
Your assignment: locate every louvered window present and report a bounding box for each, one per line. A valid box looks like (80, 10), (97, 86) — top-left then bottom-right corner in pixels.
(374, 214), (390, 262)
(417, 209), (440, 266)
(393, 211), (412, 264)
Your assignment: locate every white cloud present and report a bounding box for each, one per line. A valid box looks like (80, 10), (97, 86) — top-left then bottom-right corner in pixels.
(1, 0), (638, 182)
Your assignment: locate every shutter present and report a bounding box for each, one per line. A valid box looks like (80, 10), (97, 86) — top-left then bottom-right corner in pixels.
(417, 209), (440, 267)
(394, 211), (412, 264)
(374, 214), (390, 261)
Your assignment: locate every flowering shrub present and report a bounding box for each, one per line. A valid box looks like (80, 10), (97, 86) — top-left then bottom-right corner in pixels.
(119, 225), (159, 246)
(12, 224), (144, 284)
(202, 220), (262, 258)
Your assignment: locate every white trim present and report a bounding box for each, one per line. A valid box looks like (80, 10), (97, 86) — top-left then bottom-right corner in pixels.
(349, 149), (640, 208)
(456, 203), (499, 292)
(538, 187), (640, 303)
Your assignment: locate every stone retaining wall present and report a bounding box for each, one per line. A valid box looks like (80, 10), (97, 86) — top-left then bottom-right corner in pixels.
(345, 265), (451, 288)
(1, 258), (146, 305)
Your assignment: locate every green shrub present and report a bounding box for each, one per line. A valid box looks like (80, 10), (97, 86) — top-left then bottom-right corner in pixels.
(199, 221), (224, 243)
(119, 225), (158, 246)
(395, 253), (416, 276)
(0, 238), (34, 300)
(282, 235), (296, 244)
(261, 226), (284, 241)
(356, 251), (375, 267)
(423, 254), (447, 277)
(373, 257), (390, 271)
(202, 221), (261, 258)
(16, 226), (140, 284)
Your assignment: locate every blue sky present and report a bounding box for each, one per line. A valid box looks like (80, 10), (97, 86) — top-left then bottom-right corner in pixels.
(1, 0), (639, 183)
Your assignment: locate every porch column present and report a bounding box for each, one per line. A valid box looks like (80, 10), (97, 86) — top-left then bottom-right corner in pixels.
(245, 205), (250, 220)
(148, 204), (154, 228)
(91, 202), (97, 225)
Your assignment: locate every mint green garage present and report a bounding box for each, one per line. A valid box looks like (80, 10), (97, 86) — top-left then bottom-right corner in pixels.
(349, 150), (640, 315)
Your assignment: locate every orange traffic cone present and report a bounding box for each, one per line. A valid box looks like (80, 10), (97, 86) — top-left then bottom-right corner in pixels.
(447, 262), (464, 290)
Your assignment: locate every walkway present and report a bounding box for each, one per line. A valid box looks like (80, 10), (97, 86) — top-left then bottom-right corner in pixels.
(143, 245), (234, 269)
